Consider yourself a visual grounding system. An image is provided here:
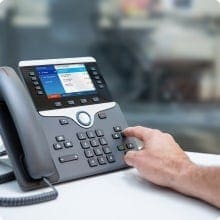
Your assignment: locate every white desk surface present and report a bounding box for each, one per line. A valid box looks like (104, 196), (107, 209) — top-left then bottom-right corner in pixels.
(0, 152), (219, 220)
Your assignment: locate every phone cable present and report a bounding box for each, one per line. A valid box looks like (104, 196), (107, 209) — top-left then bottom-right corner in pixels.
(0, 177), (58, 207)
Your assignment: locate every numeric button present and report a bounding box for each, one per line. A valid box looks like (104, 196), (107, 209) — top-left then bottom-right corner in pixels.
(77, 132), (86, 140)
(86, 131), (95, 139)
(94, 147), (103, 156)
(106, 154), (115, 163)
(88, 158), (98, 167)
(102, 146), (111, 154)
(95, 129), (104, 137)
(80, 140), (90, 149)
(84, 149), (94, 158)
(99, 137), (108, 145)
(90, 139), (99, 147)
(97, 156), (107, 165)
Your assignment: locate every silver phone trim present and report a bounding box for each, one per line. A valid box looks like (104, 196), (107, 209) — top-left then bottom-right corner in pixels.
(39, 102), (116, 128)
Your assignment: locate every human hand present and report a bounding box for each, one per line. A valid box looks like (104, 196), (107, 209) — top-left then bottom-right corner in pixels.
(124, 126), (194, 189)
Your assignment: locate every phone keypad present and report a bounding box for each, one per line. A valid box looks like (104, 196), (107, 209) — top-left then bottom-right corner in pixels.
(76, 128), (120, 167)
(53, 126), (136, 167)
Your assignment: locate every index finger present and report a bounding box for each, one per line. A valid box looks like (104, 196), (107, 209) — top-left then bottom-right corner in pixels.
(123, 126), (154, 142)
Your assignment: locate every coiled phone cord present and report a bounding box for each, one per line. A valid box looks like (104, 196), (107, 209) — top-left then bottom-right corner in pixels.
(0, 177), (58, 207)
(0, 151), (58, 207)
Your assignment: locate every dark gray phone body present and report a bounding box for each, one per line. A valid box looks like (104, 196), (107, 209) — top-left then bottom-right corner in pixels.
(0, 58), (137, 191)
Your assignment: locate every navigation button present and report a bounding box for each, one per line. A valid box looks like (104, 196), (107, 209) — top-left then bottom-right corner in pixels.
(31, 76), (37, 81)
(77, 111), (91, 126)
(98, 112), (107, 119)
(59, 119), (69, 125)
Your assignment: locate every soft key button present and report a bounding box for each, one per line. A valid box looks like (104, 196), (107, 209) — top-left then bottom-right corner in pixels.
(76, 111), (91, 126)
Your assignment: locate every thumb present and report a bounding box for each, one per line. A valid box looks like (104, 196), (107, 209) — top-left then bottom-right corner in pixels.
(124, 150), (143, 168)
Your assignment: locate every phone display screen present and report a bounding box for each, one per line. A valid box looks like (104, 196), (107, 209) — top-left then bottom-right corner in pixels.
(36, 64), (97, 99)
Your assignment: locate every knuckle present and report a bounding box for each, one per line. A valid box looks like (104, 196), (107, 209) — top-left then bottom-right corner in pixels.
(163, 133), (173, 139)
(152, 129), (162, 136)
(135, 126), (143, 130)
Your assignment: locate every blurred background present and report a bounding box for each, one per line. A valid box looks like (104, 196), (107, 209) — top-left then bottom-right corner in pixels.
(0, 0), (220, 154)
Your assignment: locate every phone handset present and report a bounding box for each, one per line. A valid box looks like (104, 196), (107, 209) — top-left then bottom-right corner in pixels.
(0, 67), (55, 180)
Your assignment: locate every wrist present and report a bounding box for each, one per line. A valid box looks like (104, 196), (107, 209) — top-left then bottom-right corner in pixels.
(170, 159), (197, 195)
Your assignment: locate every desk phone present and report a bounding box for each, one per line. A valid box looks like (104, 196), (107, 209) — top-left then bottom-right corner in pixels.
(0, 57), (137, 206)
